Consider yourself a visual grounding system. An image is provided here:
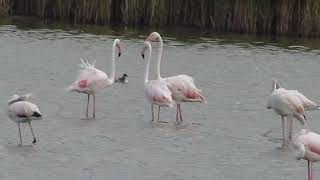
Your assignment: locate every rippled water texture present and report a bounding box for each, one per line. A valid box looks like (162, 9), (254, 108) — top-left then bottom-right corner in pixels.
(0, 20), (320, 180)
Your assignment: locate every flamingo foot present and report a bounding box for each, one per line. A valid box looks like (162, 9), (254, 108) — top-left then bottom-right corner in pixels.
(32, 137), (36, 144)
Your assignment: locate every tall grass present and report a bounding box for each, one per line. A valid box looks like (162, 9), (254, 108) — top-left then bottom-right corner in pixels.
(1, 0), (320, 37)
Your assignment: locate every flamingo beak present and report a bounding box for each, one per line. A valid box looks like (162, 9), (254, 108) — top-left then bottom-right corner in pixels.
(141, 53), (145, 59)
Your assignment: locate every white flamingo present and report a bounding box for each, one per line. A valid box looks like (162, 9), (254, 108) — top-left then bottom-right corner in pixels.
(145, 32), (206, 124)
(67, 39), (123, 119)
(141, 41), (174, 121)
(7, 94), (42, 145)
(293, 129), (320, 180)
(266, 80), (307, 147)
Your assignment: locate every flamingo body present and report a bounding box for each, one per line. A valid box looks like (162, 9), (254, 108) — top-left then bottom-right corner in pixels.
(7, 94), (42, 144)
(293, 129), (320, 180)
(67, 39), (123, 119)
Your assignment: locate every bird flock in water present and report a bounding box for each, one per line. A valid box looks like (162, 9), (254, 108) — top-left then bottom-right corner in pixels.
(5, 32), (320, 180)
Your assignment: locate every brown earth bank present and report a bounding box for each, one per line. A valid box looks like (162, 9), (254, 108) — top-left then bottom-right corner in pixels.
(1, 0), (320, 37)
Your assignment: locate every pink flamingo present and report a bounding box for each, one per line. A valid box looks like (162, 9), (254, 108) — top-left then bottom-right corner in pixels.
(266, 80), (307, 147)
(140, 41), (174, 122)
(7, 94), (42, 145)
(145, 32), (206, 124)
(293, 129), (320, 180)
(67, 39), (123, 119)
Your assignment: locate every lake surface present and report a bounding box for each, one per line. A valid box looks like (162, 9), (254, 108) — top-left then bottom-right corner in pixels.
(0, 18), (320, 180)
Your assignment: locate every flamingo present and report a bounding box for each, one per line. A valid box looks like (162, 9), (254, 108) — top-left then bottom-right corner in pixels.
(140, 41), (174, 122)
(145, 32), (206, 124)
(7, 94), (42, 145)
(266, 80), (307, 147)
(67, 39), (123, 119)
(293, 129), (320, 180)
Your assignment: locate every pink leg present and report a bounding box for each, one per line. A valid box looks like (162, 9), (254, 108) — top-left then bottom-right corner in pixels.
(311, 161), (313, 180)
(93, 94), (96, 118)
(308, 161), (311, 180)
(288, 116), (293, 143)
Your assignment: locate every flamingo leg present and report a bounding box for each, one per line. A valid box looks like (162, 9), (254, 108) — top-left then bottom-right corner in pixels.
(157, 106), (160, 122)
(281, 116), (286, 147)
(151, 104), (154, 121)
(93, 94), (96, 119)
(308, 161), (312, 180)
(17, 123), (22, 145)
(28, 122), (36, 144)
(178, 104), (183, 124)
(176, 104), (179, 123)
(288, 115), (293, 143)
(86, 94), (90, 118)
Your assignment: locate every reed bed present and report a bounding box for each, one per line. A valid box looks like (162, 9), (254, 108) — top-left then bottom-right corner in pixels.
(0, 0), (320, 37)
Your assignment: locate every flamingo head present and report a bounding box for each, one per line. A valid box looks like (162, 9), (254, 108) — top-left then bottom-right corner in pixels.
(114, 39), (123, 58)
(141, 41), (151, 59)
(145, 32), (161, 42)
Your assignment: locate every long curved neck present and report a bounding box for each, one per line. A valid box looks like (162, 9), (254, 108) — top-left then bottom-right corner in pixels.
(156, 36), (163, 80)
(144, 48), (152, 84)
(109, 41), (117, 82)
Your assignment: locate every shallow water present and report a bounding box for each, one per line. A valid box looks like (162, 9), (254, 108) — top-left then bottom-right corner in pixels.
(0, 19), (320, 180)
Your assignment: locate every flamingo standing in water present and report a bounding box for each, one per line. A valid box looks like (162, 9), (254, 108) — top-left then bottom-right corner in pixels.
(293, 129), (320, 180)
(7, 94), (42, 145)
(266, 80), (307, 147)
(67, 39), (123, 119)
(145, 32), (206, 124)
(140, 41), (174, 121)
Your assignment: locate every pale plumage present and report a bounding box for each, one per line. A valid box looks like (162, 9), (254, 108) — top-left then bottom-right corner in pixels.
(293, 129), (320, 180)
(266, 80), (306, 147)
(67, 39), (123, 119)
(141, 41), (174, 122)
(145, 32), (206, 124)
(7, 94), (42, 145)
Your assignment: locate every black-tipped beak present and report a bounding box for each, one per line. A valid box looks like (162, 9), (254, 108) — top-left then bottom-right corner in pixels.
(141, 54), (145, 59)
(118, 53), (121, 57)
(304, 115), (307, 120)
(32, 137), (36, 144)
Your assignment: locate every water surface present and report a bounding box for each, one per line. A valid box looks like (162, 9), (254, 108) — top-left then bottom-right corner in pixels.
(0, 19), (320, 180)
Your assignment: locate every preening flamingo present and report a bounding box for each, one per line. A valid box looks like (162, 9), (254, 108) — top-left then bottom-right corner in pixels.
(67, 39), (123, 119)
(145, 32), (206, 124)
(293, 129), (320, 180)
(140, 41), (174, 122)
(7, 94), (42, 145)
(266, 80), (307, 147)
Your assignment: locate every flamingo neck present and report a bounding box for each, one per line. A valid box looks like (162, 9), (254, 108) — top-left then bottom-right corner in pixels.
(109, 41), (117, 83)
(156, 36), (163, 80)
(144, 47), (152, 84)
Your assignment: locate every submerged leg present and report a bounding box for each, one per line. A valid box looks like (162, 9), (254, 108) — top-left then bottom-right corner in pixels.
(17, 123), (22, 145)
(28, 122), (36, 144)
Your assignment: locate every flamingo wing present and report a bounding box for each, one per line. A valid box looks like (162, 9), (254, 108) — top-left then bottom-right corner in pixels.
(8, 101), (42, 119)
(288, 90), (318, 110)
(145, 80), (174, 107)
(68, 59), (109, 92)
(164, 75), (205, 102)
